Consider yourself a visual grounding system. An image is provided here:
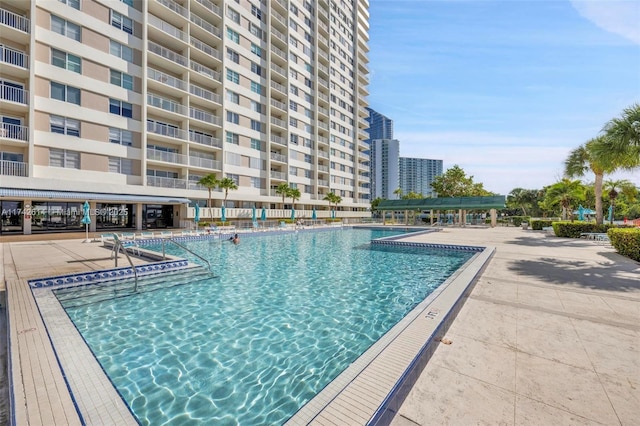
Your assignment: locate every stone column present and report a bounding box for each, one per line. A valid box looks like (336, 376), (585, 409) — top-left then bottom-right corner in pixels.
(490, 208), (497, 228)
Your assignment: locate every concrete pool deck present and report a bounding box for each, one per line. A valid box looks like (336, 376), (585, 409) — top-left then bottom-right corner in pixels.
(1, 227), (638, 425)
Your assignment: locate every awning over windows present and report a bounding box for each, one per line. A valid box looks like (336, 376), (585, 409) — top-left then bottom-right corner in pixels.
(0, 188), (191, 204)
(377, 196), (506, 211)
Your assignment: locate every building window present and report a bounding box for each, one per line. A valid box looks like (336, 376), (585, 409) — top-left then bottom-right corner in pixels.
(226, 112), (239, 124)
(250, 101), (263, 113)
(226, 48), (239, 63)
(109, 128), (133, 146)
(110, 40), (133, 62)
(250, 138), (261, 150)
(290, 85), (298, 96)
(250, 81), (263, 95)
(250, 120), (262, 132)
(49, 148), (80, 169)
(289, 100), (298, 111)
(249, 23), (263, 39)
(226, 132), (239, 144)
(110, 69), (134, 90)
(226, 174), (239, 186)
(50, 115), (80, 137)
(250, 62), (263, 77)
(250, 177), (261, 188)
(226, 69), (239, 84)
(58, 0), (80, 9)
(226, 27), (239, 43)
(227, 8), (240, 24)
(251, 4), (263, 21)
(109, 98), (133, 118)
(51, 82), (81, 105)
(289, 117), (298, 127)
(51, 15), (81, 41)
(109, 157), (133, 174)
(290, 134), (298, 144)
(51, 49), (81, 73)
(111, 10), (133, 34)
(250, 43), (262, 58)
(121, 0), (134, 6)
(226, 90), (239, 104)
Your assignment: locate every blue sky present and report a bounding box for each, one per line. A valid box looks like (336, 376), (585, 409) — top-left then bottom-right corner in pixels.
(367, 0), (640, 195)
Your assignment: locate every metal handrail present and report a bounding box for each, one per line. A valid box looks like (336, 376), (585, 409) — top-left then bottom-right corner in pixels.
(111, 234), (140, 292)
(163, 238), (213, 273)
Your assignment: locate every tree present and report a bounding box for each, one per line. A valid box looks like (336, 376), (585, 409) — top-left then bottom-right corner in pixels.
(544, 178), (585, 220)
(323, 192), (342, 212)
(507, 188), (538, 216)
(370, 197), (384, 218)
(289, 187), (301, 211)
(197, 174), (219, 208)
(564, 137), (614, 224)
(430, 165), (493, 197)
(393, 188), (403, 199)
(593, 104), (640, 171)
(275, 183), (291, 209)
(402, 191), (423, 199)
(218, 178), (238, 208)
(604, 179), (638, 222)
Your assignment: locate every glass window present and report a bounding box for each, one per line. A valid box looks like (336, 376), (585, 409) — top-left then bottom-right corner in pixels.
(250, 81), (262, 95)
(49, 149), (79, 168)
(226, 90), (239, 104)
(227, 8), (240, 23)
(250, 138), (261, 150)
(250, 43), (262, 58)
(251, 5), (262, 21)
(226, 69), (239, 83)
(226, 112), (239, 124)
(251, 62), (263, 76)
(110, 40), (133, 62)
(110, 69), (134, 90)
(109, 99), (133, 118)
(226, 27), (239, 43)
(250, 120), (262, 132)
(111, 10), (133, 34)
(51, 15), (81, 41)
(226, 131), (239, 144)
(250, 101), (263, 113)
(109, 128), (133, 146)
(250, 177), (261, 188)
(58, 0), (80, 9)
(226, 48), (239, 63)
(51, 82), (80, 105)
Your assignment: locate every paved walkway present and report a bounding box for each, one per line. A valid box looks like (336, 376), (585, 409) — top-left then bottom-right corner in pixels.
(1, 227), (638, 425)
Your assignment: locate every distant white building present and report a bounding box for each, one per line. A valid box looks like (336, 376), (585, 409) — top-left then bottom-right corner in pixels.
(399, 157), (443, 197)
(370, 139), (399, 200)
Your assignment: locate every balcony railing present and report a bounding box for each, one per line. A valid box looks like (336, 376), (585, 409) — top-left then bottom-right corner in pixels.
(270, 99), (286, 111)
(147, 147), (188, 165)
(270, 152), (286, 162)
(318, 150), (329, 159)
(270, 134), (286, 146)
(189, 130), (222, 148)
(147, 93), (187, 115)
(0, 8), (30, 33)
(270, 170), (286, 180)
(190, 60), (221, 82)
(0, 45), (28, 69)
(189, 156), (221, 170)
(0, 85), (28, 105)
(155, 0), (188, 17)
(317, 164), (329, 173)
(194, 0), (221, 17)
(0, 160), (27, 177)
(317, 135), (328, 145)
(271, 11), (286, 26)
(271, 27), (287, 44)
(0, 123), (28, 142)
(270, 63), (286, 77)
(270, 117), (287, 128)
(270, 81), (286, 94)
(318, 121), (329, 130)
(147, 121), (187, 140)
(148, 14), (187, 41)
(318, 179), (328, 187)
(189, 107), (221, 126)
(270, 45), (287, 61)
(147, 175), (188, 189)
(190, 84), (221, 104)
(191, 38), (221, 60)
(148, 41), (187, 66)
(148, 68), (187, 91)
(190, 13), (221, 38)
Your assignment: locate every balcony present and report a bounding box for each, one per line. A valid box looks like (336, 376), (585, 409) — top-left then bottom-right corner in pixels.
(270, 170), (286, 180)
(189, 107), (221, 126)
(318, 179), (329, 187)
(318, 121), (329, 131)
(0, 45), (28, 70)
(0, 160), (27, 177)
(147, 93), (188, 116)
(147, 68), (187, 92)
(270, 81), (287, 95)
(270, 45), (287, 61)
(271, 10), (287, 27)
(148, 41), (187, 67)
(147, 175), (188, 189)
(271, 27), (287, 45)
(318, 150), (329, 159)
(270, 99), (287, 112)
(270, 152), (287, 163)
(270, 134), (287, 146)
(190, 60), (221, 82)
(270, 63), (286, 77)
(191, 38), (221, 61)
(317, 135), (328, 145)
(0, 123), (28, 144)
(147, 147), (188, 165)
(0, 8), (30, 34)
(190, 84), (221, 104)
(154, 0), (188, 18)
(189, 130), (222, 148)
(190, 13), (221, 39)
(270, 116), (287, 129)
(147, 121), (187, 140)
(148, 14), (187, 42)
(317, 164), (329, 173)
(0, 84), (28, 106)
(189, 156), (221, 170)
(193, 0), (221, 18)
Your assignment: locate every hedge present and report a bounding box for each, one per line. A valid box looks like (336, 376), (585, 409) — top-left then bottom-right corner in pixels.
(608, 228), (640, 261)
(552, 222), (615, 238)
(531, 219), (554, 230)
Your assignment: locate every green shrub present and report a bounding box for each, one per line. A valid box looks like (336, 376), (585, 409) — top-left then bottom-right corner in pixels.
(552, 222), (615, 238)
(325, 218), (342, 223)
(531, 219), (553, 230)
(608, 228), (640, 261)
(509, 216), (530, 226)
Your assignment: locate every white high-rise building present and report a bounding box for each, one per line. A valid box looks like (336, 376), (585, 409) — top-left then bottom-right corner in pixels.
(399, 157), (443, 198)
(370, 138), (399, 200)
(0, 0), (371, 235)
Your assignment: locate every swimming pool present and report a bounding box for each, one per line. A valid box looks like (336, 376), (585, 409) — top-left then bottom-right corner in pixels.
(56, 229), (476, 425)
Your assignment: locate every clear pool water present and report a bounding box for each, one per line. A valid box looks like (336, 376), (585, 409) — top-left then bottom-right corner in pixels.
(59, 229), (474, 425)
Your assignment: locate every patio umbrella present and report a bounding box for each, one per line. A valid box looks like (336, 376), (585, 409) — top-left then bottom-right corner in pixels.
(261, 206), (267, 221)
(194, 204), (200, 229)
(252, 206), (256, 222)
(331, 209), (336, 219)
(577, 205), (585, 221)
(291, 207), (295, 221)
(81, 201), (91, 243)
(221, 205), (226, 222)
(608, 205), (613, 223)
(312, 207), (317, 220)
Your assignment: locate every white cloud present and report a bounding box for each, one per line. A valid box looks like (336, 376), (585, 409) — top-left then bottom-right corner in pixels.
(570, 0), (640, 44)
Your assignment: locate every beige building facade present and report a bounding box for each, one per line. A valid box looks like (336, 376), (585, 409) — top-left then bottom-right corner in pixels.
(0, 0), (370, 234)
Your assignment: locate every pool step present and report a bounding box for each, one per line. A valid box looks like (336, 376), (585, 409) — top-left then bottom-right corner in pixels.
(54, 267), (214, 308)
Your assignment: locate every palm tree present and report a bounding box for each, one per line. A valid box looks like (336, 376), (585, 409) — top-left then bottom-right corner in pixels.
(323, 192), (342, 215)
(507, 188), (538, 216)
(593, 104), (640, 171)
(604, 179), (638, 223)
(218, 177), (238, 208)
(544, 178), (585, 220)
(275, 183), (291, 209)
(393, 188), (403, 199)
(197, 174), (219, 208)
(564, 137), (614, 224)
(289, 187), (301, 211)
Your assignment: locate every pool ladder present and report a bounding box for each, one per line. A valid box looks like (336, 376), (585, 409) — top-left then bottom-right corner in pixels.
(111, 233), (140, 292)
(162, 238), (214, 275)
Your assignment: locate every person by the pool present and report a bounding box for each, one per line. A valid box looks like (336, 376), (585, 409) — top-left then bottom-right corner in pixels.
(229, 233), (239, 244)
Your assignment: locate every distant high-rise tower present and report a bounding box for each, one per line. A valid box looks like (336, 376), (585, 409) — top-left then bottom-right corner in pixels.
(370, 139), (400, 200)
(399, 158), (443, 198)
(365, 107), (393, 140)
